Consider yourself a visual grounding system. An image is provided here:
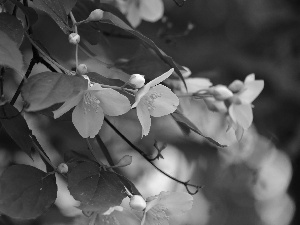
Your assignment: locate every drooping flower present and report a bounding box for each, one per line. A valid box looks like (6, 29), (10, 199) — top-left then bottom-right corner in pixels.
(140, 191), (193, 225)
(53, 77), (131, 138)
(228, 74), (264, 140)
(131, 68), (179, 137)
(116, 0), (164, 27)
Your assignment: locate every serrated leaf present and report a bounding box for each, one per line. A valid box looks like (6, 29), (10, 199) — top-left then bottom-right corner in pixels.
(0, 30), (24, 74)
(99, 12), (187, 89)
(0, 165), (57, 219)
(8, 0), (38, 28)
(172, 109), (226, 147)
(115, 173), (141, 196)
(68, 161), (127, 214)
(0, 13), (24, 46)
(0, 103), (33, 158)
(21, 72), (88, 111)
(33, 0), (70, 33)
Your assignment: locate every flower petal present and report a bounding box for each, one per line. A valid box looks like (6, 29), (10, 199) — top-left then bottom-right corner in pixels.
(238, 80), (264, 103)
(148, 68), (174, 87)
(147, 85), (179, 117)
(154, 192), (193, 216)
(126, 2), (142, 27)
(94, 88), (131, 116)
(140, 0), (164, 22)
(184, 77), (212, 93)
(244, 73), (255, 83)
(229, 104), (253, 129)
(72, 98), (104, 138)
(136, 101), (151, 136)
(132, 85), (151, 109)
(141, 206), (169, 225)
(53, 93), (82, 118)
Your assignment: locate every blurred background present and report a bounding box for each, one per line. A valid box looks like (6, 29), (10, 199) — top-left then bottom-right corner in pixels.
(1, 0), (300, 224)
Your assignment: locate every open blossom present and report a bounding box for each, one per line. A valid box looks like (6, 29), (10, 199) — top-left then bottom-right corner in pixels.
(140, 191), (193, 225)
(228, 74), (264, 140)
(131, 68), (179, 137)
(116, 0), (164, 27)
(53, 77), (131, 138)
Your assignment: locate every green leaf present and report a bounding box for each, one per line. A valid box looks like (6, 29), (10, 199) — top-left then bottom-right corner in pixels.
(33, 0), (71, 33)
(68, 161), (127, 214)
(99, 12), (187, 89)
(115, 173), (141, 196)
(62, 0), (78, 15)
(0, 165), (57, 219)
(0, 103), (33, 158)
(8, 0), (38, 28)
(86, 72), (126, 87)
(0, 13), (24, 46)
(0, 30), (24, 75)
(21, 72), (88, 111)
(171, 109), (226, 147)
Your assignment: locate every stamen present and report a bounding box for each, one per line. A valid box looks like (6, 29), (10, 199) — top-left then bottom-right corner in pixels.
(83, 92), (101, 114)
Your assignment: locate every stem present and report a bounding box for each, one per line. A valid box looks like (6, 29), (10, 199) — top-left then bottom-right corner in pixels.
(104, 117), (201, 194)
(0, 67), (4, 98)
(70, 12), (79, 68)
(86, 138), (104, 166)
(10, 58), (37, 105)
(95, 135), (115, 166)
(100, 84), (137, 94)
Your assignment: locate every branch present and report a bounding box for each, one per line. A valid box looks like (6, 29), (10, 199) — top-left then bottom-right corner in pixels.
(104, 117), (202, 195)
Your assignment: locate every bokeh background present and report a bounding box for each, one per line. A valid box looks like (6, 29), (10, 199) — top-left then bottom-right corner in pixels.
(1, 0), (300, 224)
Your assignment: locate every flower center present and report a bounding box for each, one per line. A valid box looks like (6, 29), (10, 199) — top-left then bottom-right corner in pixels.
(83, 92), (101, 114)
(145, 92), (162, 112)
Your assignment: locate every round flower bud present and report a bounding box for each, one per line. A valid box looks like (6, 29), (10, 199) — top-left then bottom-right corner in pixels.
(129, 195), (146, 211)
(57, 163), (68, 174)
(228, 80), (244, 93)
(210, 85), (233, 101)
(76, 64), (88, 75)
(68, 33), (80, 45)
(87, 9), (104, 22)
(115, 155), (132, 168)
(128, 74), (145, 88)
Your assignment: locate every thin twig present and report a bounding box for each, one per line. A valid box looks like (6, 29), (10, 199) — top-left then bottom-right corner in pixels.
(95, 135), (115, 166)
(104, 117), (202, 195)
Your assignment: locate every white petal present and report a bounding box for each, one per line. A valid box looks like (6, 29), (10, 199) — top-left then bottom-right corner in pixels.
(136, 101), (151, 137)
(148, 68), (174, 87)
(238, 80), (264, 103)
(185, 77), (212, 93)
(53, 93), (82, 118)
(244, 73), (255, 83)
(140, 0), (164, 22)
(147, 85), (179, 117)
(94, 88), (131, 116)
(126, 2), (142, 27)
(229, 104), (253, 129)
(72, 98), (104, 138)
(132, 85), (151, 109)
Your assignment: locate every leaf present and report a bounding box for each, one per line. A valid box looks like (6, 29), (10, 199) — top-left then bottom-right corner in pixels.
(115, 173), (141, 196)
(0, 103), (33, 158)
(33, 0), (70, 33)
(62, 0), (78, 15)
(99, 12), (187, 89)
(21, 72), (88, 111)
(8, 0), (38, 28)
(0, 30), (24, 74)
(86, 72), (126, 87)
(171, 109), (226, 147)
(0, 165), (57, 219)
(67, 161), (127, 214)
(0, 13), (24, 46)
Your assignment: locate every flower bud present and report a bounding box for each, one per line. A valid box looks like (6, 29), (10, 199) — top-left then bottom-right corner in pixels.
(76, 64), (88, 75)
(68, 33), (80, 45)
(210, 85), (233, 101)
(115, 155), (132, 168)
(128, 74), (145, 88)
(87, 9), (104, 22)
(57, 163), (68, 174)
(228, 80), (244, 93)
(129, 195), (146, 211)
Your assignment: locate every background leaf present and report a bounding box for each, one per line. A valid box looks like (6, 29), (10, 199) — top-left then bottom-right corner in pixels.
(21, 72), (88, 111)
(172, 109), (226, 147)
(0, 165), (57, 219)
(0, 30), (24, 74)
(0, 103), (33, 158)
(0, 13), (24, 46)
(62, 0), (78, 15)
(67, 161), (127, 214)
(33, 0), (70, 33)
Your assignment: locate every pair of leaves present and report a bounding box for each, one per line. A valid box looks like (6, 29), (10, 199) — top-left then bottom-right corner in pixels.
(67, 161), (140, 214)
(0, 165), (57, 219)
(21, 72), (88, 111)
